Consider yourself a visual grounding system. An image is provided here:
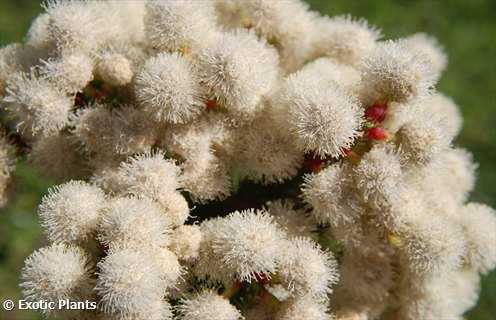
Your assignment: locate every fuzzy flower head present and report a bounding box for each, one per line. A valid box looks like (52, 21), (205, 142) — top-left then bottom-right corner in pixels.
(20, 244), (92, 308)
(38, 181), (106, 244)
(135, 52), (203, 124)
(117, 151), (182, 198)
(145, 0), (218, 53)
(181, 143), (232, 202)
(95, 52), (133, 86)
(73, 104), (158, 157)
(396, 212), (466, 275)
(39, 52), (94, 93)
(44, 1), (145, 54)
(98, 196), (172, 250)
(30, 132), (90, 182)
(403, 33), (447, 81)
(301, 162), (360, 226)
(459, 203), (496, 274)
(361, 40), (437, 103)
(265, 200), (314, 238)
(313, 15), (381, 67)
(273, 72), (363, 158)
(335, 242), (394, 308)
(353, 144), (403, 209)
(177, 290), (243, 320)
(229, 0), (317, 72)
(157, 191), (191, 227)
(397, 269), (480, 320)
(25, 13), (54, 51)
(396, 110), (450, 166)
(210, 209), (287, 282)
(299, 57), (361, 90)
(197, 30), (279, 118)
(169, 225), (203, 262)
(429, 147), (477, 205)
(278, 237), (339, 301)
(154, 248), (183, 286)
(276, 295), (330, 320)
(193, 217), (232, 284)
(44, 0), (107, 53)
(96, 248), (171, 319)
(236, 113), (303, 185)
(0, 44), (29, 94)
(421, 92), (462, 141)
(3, 72), (72, 137)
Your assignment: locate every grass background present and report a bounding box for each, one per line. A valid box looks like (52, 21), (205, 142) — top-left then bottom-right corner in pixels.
(0, 0), (494, 319)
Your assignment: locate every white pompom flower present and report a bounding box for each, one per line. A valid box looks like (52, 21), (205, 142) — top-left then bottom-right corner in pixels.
(3, 72), (72, 137)
(396, 109), (451, 166)
(398, 269), (480, 320)
(197, 30), (279, 118)
(302, 162), (361, 226)
(395, 212), (466, 275)
(98, 196), (172, 251)
(210, 209), (287, 282)
(353, 144), (403, 209)
(177, 290), (243, 320)
(20, 244), (93, 312)
(156, 191), (191, 227)
(265, 200), (314, 239)
(169, 225), (203, 262)
(276, 295), (330, 320)
(299, 57), (361, 90)
(30, 132), (90, 182)
(334, 242), (394, 309)
(144, 0), (218, 53)
(95, 248), (170, 320)
(72, 104), (159, 157)
(39, 180), (106, 244)
(459, 203), (496, 274)
(163, 113), (234, 203)
(0, 44), (28, 94)
(39, 52), (94, 93)
(231, 0), (317, 72)
(403, 33), (447, 81)
(130, 300), (173, 320)
(235, 113), (304, 184)
(278, 237), (339, 301)
(44, 0), (107, 53)
(273, 72), (363, 158)
(420, 92), (462, 141)
(360, 40), (437, 103)
(96, 53), (133, 86)
(25, 13), (55, 52)
(429, 147), (477, 205)
(135, 52), (203, 124)
(45, 1), (144, 54)
(181, 144), (232, 202)
(154, 248), (183, 287)
(118, 151), (182, 197)
(313, 15), (381, 67)
(193, 217), (232, 284)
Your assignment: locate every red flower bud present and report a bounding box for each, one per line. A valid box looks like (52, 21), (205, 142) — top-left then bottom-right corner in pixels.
(205, 99), (217, 110)
(305, 156), (325, 173)
(367, 127), (387, 140)
(365, 102), (387, 123)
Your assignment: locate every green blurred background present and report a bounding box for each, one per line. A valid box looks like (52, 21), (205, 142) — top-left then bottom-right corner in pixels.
(0, 1), (494, 319)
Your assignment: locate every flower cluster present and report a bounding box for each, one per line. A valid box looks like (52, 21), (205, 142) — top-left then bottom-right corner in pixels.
(0, 1), (494, 319)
